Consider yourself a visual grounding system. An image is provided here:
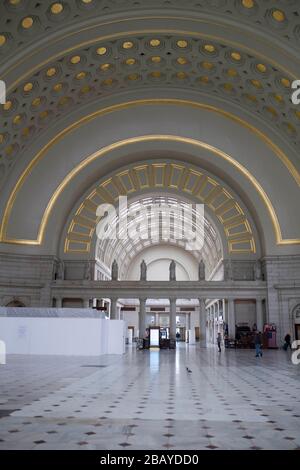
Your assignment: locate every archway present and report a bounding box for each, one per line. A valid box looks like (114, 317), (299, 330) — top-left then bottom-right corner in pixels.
(93, 190), (226, 281)
(293, 304), (300, 340)
(6, 300), (26, 308)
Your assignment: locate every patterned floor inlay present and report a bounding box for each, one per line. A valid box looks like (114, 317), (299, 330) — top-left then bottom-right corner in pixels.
(0, 345), (299, 449)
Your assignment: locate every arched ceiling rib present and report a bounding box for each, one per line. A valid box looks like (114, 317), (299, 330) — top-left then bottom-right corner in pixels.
(1, 32), (300, 188)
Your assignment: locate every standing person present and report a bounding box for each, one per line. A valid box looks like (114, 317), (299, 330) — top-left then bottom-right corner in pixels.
(217, 332), (222, 352)
(254, 331), (263, 357)
(284, 333), (292, 350)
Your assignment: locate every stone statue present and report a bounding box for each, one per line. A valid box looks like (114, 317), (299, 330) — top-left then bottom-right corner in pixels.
(224, 260), (233, 281)
(84, 261), (91, 281)
(140, 259), (147, 281)
(224, 261), (228, 281)
(198, 259), (206, 281)
(111, 259), (118, 281)
(56, 260), (65, 280)
(254, 261), (262, 281)
(169, 260), (176, 281)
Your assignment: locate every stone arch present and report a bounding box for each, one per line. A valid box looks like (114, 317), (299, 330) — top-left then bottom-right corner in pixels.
(1, 102), (299, 256)
(63, 160), (258, 258)
(293, 304), (300, 323)
(6, 300), (26, 308)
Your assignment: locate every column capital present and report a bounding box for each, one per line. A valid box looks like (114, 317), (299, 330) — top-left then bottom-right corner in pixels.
(139, 297), (147, 303)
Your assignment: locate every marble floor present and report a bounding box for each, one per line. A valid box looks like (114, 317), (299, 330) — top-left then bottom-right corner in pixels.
(0, 344), (300, 450)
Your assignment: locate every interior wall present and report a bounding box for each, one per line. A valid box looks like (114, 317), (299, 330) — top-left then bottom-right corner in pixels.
(126, 245), (198, 281)
(235, 300), (256, 328)
(62, 299), (84, 308)
(124, 310), (138, 338)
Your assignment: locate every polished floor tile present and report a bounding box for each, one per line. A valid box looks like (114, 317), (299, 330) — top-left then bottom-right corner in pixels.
(0, 344), (300, 450)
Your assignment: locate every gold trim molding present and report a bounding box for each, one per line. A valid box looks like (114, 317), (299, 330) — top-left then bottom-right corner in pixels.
(0, 100), (299, 246)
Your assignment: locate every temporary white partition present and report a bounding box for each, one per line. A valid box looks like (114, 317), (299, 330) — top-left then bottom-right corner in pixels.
(0, 340), (6, 364)
(185, 329), (196, 344)
(0, 309), (125, 356)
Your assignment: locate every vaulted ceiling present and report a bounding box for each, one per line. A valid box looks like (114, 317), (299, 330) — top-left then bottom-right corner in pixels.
(0, 0), (299, 257)
(1, 31), (300, 185)
(1, 0), (300, 185)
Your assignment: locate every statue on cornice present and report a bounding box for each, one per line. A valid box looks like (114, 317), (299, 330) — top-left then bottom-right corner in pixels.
(224, 260), (233, 281)
(169, 260), (176, 281)
(198, 259), (206, 281)
(56, 260), (65, 280)
(140, 260), (147, 281)
(111, 259), (119, 281)
(84, 261), (92, 281)
(254, 261), (262, 281)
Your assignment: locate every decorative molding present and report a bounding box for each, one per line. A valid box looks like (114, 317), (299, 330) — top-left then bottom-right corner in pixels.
(1, 1), (300, 71)
(1, 32), (299, 187)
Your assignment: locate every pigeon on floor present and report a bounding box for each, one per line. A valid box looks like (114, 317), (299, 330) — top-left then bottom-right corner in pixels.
(186, 367), (192, 373)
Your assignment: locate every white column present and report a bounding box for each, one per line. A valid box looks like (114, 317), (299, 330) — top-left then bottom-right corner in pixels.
(217, 301), (221, 333)
(56, 297), (62, 308)
(228, 299), (235, 338)
(156, 313), (160, 326)
(212, 303), (216, 343)
(118, 306), (122, 320)
(186, 312), (191, 330)
(199, 298), (207, 347)
(169, 298), (177, 340)
(223, 299), (228, 336)
(207, 307), (210, 341)
(139, 298), (147, 339)
(223, 299), (227, 324)
(83, 299), (90, 309)
(265, 296), (269, 323)
(110, 298), (118, 320)
(256, 298), (264, 332)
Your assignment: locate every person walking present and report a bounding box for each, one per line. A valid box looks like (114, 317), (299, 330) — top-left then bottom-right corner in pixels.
(217, 332), (222, 353)
(254, 331), (263, 357)
(284, 333), (292, 350)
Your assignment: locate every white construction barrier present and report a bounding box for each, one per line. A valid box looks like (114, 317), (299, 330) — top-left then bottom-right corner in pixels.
(185, 329), (196, 344)
(0, 340), (6, 364)
(0, 309), (125, 356)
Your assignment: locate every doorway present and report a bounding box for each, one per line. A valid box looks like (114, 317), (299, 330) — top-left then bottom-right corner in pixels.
(293, 304), (300, 340)
(176, 327), (185, 342)
(127, 326), (134, 344)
